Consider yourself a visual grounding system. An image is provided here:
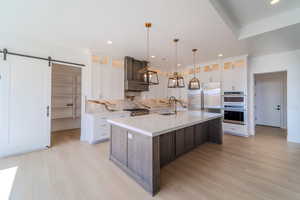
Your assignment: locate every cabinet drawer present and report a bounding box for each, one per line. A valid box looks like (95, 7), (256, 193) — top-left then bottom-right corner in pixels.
(95, 122), (109, 129)
(94, 127), (110, 140)
(223, 123), (247, 135)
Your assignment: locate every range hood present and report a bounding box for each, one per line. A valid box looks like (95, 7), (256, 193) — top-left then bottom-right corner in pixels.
(124, 56), (149, 92)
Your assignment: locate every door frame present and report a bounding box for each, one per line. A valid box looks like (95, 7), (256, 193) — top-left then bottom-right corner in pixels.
(253, 71), (287, 131)
(49, 62), (83, 147)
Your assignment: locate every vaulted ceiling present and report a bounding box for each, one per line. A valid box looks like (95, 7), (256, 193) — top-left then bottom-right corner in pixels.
(0, 0), (299, 69)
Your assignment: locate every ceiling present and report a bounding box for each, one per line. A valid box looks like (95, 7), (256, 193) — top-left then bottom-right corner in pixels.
(215, 0), (300, 27)
(0, 0), (299, 70)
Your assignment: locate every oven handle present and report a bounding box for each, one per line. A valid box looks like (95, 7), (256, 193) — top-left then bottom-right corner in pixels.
(223, 108), (247, 112)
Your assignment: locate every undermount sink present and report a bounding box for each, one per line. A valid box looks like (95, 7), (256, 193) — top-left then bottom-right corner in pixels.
(159, 112), (176, 116)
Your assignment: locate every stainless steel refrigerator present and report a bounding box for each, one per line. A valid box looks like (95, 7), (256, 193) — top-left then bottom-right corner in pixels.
(187, 82), (221, 113)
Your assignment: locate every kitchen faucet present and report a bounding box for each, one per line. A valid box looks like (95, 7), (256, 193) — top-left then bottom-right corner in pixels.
(169, 96), (178, 114)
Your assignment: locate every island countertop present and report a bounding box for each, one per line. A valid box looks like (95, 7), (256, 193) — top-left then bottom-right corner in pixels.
(107, 111), (223, 137)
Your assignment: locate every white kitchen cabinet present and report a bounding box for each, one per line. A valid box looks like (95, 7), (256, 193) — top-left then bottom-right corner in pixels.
(199, 67), (221, 85)
(86, 111), (130, 144)
(91, 58), (124, 100)
(222, 67), (235, 91)
(222, 57), (247, 93)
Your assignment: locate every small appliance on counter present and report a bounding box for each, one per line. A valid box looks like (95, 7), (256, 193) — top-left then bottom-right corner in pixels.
(222, 91), (248, 137)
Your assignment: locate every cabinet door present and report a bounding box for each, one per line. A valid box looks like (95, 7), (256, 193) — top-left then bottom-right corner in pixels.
(210, 69), (221, 83)
(200, 70), (210, 84)
(91, 62), (101, 98)
(175, 129), (185, 157)
(159, 132), (175, 167)
(184, 126), (195, 151)
(232, 66), (246, 92)
(0, 59), (9, 148)
(208, 118), (223, 144)
(195, 122), (208, 146)
(101, 63), (124, 99)
(222, 67), (234, 91)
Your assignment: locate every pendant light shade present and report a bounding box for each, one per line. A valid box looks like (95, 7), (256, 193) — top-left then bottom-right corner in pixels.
(167, 39), (185, 88)
(142, 22), (159, 85)
(188, 49), (201, 90)
(168, 72), (185, 88)
(144, 69), (159, 85)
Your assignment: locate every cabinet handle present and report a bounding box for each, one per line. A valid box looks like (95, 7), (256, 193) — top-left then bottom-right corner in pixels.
(46, 106), (50, 117)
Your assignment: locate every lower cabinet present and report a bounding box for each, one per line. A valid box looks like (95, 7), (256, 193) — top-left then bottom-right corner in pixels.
(195, 122), (208, 146)
(208, 118), (223, 144)
(175, 129), (185, 157)
(184, 126), (195, 152)
(86, 112), (130, 144)
(160, 132), (175, 167)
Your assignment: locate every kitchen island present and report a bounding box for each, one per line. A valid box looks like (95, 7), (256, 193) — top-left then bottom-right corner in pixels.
(107, 111), (223, 195)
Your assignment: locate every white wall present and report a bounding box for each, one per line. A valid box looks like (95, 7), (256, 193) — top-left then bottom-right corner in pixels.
(248, 49), (300, 143)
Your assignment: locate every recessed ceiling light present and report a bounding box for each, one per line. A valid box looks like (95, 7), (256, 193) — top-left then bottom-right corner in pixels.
(270, 0), (280, 5)
(218, 54), (223, 57)
(177, 64), (181, 67)
(151, 55), (156, 58)
(107, 40), (113, 44)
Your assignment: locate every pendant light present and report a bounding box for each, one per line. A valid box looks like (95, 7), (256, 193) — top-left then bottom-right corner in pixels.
(142, 22), (159, 85)
(188, 49), (201, 90)
(168, 39), (185, 88)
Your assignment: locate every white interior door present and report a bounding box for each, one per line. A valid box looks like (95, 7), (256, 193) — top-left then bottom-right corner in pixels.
(255, 74), (283, 127)
(8, 56), (51, 154)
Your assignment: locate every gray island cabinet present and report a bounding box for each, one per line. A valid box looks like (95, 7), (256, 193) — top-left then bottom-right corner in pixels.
(107, 111), (223, 196)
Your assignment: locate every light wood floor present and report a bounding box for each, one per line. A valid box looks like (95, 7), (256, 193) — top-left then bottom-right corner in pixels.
(1, 126), (300, 200)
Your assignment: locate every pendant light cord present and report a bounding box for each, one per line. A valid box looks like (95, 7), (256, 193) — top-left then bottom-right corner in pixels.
(175, 40), (178, 72)
(146, 26), (150, 63)
(193, 50), (196, 78)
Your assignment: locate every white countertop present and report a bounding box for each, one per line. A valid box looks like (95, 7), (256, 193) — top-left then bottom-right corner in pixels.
(107, 111), (223, 137)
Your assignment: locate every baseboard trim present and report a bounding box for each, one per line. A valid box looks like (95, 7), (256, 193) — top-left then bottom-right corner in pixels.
(90, 138), (109, 144)
(0, 146), (48, 158)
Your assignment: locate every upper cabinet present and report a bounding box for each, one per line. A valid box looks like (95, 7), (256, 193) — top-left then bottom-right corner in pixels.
(222, 57), (247, 93)
(186, 56), (248, 95)
(91, 56), (124, 100)
(199, 64), (221, 84)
